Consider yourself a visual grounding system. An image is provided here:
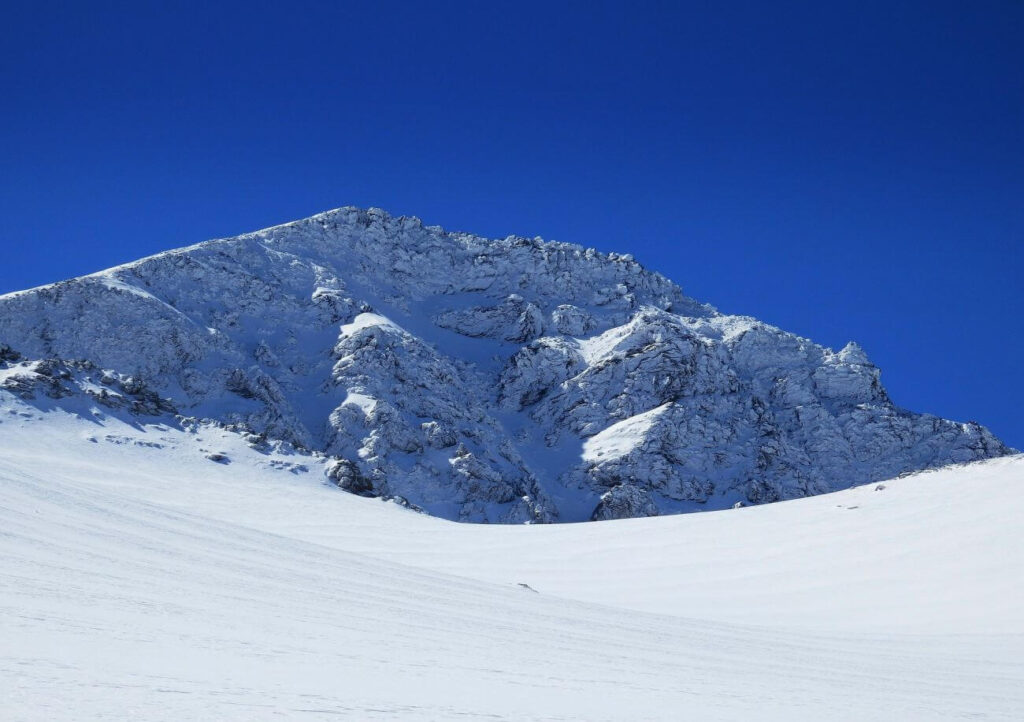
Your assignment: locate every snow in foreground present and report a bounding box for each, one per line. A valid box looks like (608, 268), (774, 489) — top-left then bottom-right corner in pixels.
(1, 407), (1022, 720)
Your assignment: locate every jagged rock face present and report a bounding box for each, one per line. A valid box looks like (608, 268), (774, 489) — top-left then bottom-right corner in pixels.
(591, 485), (660, 521)
(0, 207), (1013, 522)
(0, 353), (175, 416)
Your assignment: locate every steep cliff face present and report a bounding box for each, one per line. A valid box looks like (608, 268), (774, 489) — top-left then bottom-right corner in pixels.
(0, 207), (1011, 521)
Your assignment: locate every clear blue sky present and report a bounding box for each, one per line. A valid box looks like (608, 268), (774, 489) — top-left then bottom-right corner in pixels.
(1, 1), (1021, 447)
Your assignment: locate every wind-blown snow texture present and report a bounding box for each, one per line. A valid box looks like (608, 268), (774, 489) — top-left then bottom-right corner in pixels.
(1, 402), (1022, 720)
(0, 207), (1011, 522)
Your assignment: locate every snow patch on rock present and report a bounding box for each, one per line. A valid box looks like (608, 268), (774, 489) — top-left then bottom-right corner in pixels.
(583, 403), (671, 462)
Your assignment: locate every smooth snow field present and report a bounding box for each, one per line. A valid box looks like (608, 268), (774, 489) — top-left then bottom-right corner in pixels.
(1, 406), (1022, 720)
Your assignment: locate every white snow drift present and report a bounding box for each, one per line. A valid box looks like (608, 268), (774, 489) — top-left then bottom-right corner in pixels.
(0, 399), (1021, 720)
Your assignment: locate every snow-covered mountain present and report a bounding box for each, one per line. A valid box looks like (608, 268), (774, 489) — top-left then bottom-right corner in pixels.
(0, 206), (1011, 522)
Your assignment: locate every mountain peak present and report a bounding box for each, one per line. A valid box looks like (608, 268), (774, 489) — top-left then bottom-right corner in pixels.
(0, 207), (1011, 522)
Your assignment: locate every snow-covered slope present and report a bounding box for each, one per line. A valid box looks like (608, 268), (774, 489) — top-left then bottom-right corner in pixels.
(0, 207), (1012, 521)
(1, 398), (1021, 720)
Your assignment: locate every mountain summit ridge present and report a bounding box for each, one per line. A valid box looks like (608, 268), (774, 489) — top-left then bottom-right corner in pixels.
(0, 206), (1011, 521)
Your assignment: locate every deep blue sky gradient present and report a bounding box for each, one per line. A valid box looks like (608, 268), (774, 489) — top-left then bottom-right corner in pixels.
(1, 1), (1022, 446)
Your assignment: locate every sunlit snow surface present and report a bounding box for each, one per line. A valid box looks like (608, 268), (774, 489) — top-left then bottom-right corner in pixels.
(582, 402), (671, 462)
(1, 399), (1021, 720)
